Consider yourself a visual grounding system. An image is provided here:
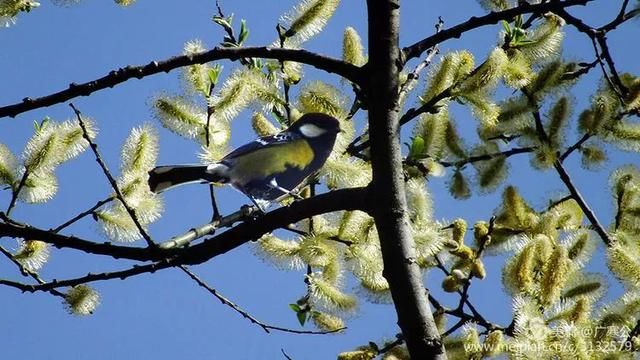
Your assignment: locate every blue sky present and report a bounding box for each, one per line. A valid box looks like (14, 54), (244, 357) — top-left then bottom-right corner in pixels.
(1, 1), (638, 359)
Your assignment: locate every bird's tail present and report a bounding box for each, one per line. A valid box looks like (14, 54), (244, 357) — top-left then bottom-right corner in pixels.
(148, 165), (227, 193)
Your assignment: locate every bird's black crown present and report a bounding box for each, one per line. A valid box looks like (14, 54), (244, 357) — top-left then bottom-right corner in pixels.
(289, 113), (341, 135)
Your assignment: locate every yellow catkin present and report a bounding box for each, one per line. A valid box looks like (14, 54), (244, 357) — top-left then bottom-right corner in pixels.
(541, 246), (569, 307)
(342, 27), (366, 66)
(482, 330), (503, 357)
(442, 275), (461, 292)
(251, 112), (279, 136)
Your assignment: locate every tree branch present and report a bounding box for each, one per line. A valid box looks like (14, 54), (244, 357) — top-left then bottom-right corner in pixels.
(365, 1), (446, 358)
(554, 161), (612, 246)
(180, 266), (343, 335)
(439, 147), (535, 168)
(0, 187), (368, 263)
(0, 217), (166, 261)
(401, 0), (593, 64)
(52, 196), (114, 233)
(0, 47), (362, 119)
(178, 187), (368, 266)
(0, 188), (369, 292)
(70, 103), (156, 248)
(0, 245), (66, 298)
(0, 259), (175, 292)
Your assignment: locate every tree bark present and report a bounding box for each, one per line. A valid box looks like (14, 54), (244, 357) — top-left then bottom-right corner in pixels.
(365, 1), (447, 359)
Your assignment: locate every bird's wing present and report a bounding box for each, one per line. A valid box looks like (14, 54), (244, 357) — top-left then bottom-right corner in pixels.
(221, 132), (296, 162)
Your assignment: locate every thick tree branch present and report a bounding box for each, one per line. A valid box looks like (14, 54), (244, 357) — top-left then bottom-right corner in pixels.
(0, 218), (167, 261)
(0, 187), (369, 292)
(366, 1), (446, 358)
(401, 0), (593, 64)
(0, 187), (368, 263)
(0, 47), (362, 119)
(178, 187), (368, 266)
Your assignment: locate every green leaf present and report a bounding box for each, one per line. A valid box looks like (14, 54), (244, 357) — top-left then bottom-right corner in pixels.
(288, 303), (301, 313)
(408, 136), (425, 160)
(35, 117), (50, 133)
(296, 310), (307, 326)
(501, 20), (511, 36)
(238, 19), (249, 45)
(515, 14), (523, 28)
(212, 15), (233, 34)
(207, 65), (223, 87)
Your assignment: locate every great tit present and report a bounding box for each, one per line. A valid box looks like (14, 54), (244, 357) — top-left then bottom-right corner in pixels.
(148, 113), (341, 210)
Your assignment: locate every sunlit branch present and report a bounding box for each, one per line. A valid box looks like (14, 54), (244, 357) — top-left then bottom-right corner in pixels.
(398, 16), (444, 105)
(158, 205), (259, 249)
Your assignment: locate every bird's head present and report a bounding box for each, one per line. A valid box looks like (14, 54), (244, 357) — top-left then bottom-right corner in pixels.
(289, 113), (341, 139)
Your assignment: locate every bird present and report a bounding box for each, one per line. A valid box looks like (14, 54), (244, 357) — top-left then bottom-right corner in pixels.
(148, 113), (341, 211)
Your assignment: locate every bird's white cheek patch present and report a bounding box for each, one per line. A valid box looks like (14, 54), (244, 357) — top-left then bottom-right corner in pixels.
(299, 124), (327, 138)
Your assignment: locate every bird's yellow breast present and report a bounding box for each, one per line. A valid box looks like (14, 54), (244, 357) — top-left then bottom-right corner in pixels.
(230, 139), (315, 183)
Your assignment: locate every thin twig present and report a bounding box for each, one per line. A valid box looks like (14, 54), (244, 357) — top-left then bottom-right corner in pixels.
(559, 133), (591, 162)
(442, 320), (466, 338)
(53, 196), (114, 233)
(0, 245), (66, 298)
(180, 265), (342, 335)
(69, 103), (156, 248)
(378, 336), (405, 355)
(554, 161), (612, 246)
(624, 319), (640, 351)
(457, 217), (495, 311)
(281, 349), (294, 360)
(398, 17), (443, 104)
(590, 36), (624, 101)
(0, 259), (176, 292)
(595, 33), (629, 98)
(6, 169), (29, 216)
(600, 0), (637, 32)
(524, 95), (613, 246)
(439, 147), (535, 168)
(347, 89), (449, 154)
